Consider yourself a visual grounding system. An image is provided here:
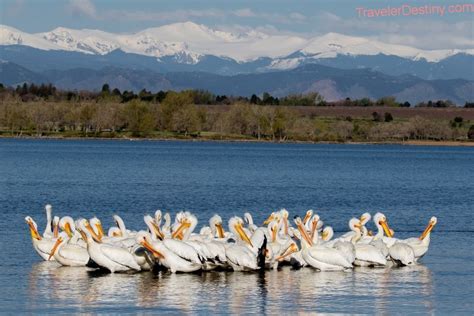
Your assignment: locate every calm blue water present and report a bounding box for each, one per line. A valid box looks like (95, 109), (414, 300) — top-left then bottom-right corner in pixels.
(0, 139), (473, 314)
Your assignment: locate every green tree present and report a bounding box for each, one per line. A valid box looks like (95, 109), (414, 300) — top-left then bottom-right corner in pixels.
(122, 100), (155, 136)
(159, 91), (194, 130)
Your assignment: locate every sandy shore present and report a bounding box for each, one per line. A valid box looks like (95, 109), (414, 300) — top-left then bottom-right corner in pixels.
(1, 135), (473, 147)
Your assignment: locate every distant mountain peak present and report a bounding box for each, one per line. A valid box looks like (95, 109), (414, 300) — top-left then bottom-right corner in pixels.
(2, 23), (472, 64)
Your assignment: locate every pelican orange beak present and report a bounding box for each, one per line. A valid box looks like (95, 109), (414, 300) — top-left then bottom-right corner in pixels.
(140, 238), (165, 259)
(235, 222), (253, 247)
(85, 221), (102, 242)
(171, 220), (191, 239)
(276, 243), (298, 261)
(26, 219), (42, 240)
(310, 219), (318, 240)
(271, 226), (277, 243)
(151, 221), (165, 240)
(79, 229), (88, 242)
(354, 222), (362, 229)
(321, 230), (329, 241)
(359, 215), (366, 223)
(303, 211), (312, 225)
(48, 237), (63, 261)
(112, 231), (121, 237)
(379, 220), (393, 237)
(53, 221), (59, 238)
(263, 214), (274, 225)
(283, 217), (289, 235)
(296, 220), (313, 246)
(420, 220), (436, 240)
(64, 222), (73, 238)
(96, 223), (105, 240)
(215, 223), (225, 238)
(367, 230), (374, 237)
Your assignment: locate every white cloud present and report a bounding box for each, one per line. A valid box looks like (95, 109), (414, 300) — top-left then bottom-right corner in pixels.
(233, 8), (256, 18)
(314, 11), (473, 49)
(68, 0), (97, 18)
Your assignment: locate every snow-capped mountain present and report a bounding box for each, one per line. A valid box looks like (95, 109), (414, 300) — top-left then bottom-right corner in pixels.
(1, 22), (472, 65)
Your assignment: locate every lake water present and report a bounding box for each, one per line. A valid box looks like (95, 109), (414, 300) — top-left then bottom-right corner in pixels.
(0, 139), (473, 314)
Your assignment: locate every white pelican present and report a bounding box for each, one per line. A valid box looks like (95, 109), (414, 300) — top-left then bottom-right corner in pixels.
(339, 212), (371, 241)
(294, 217), (352, 271)
(244, 212), (258, 233)
(399, 216), (438, 262)
(48, 232), (90, 266)
(43, 204), (53, 238)
(209, 214), (227, 239)
(321, 226), (356, 265)
(59, 216), (86, 248)
(25, 216), (56, 261)
(79, 220), (141, 273)
(225, 217), (267, 271)
(137, 231), (202, 273)
(370, 213), (415, 265)
(348, 218), (387, 267)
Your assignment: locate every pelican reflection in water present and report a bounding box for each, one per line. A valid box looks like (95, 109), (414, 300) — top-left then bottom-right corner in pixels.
(27, 262), (433, 314)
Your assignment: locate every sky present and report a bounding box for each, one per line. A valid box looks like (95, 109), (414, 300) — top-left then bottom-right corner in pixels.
(1, 0), (473, 50)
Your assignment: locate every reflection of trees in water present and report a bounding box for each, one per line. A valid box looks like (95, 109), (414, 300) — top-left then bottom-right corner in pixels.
(27, 262), (433, 313)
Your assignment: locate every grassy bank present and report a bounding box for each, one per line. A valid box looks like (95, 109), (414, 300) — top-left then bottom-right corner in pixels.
(1, 95), (473, 144)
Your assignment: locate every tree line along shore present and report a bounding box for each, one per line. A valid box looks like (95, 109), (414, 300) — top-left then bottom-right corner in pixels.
(1, 83), (473, 144)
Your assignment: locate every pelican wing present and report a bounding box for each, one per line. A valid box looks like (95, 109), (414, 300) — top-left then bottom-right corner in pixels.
(389, 243), (415, 265)
(163, 239), (203, 264)
(225, 246), (258, 269)
(36, 240), (55, 255)
(308, 247), (352, 268)
(59, 245), (89, 263)
(100, 244), (141, 270)
(355, 244), (386, 265)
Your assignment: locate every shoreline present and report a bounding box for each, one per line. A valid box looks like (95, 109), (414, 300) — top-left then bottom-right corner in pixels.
(1, 135), (473, 147)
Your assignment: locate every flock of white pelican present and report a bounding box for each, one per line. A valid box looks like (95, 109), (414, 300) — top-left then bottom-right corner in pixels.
(25, 205), (437, 273)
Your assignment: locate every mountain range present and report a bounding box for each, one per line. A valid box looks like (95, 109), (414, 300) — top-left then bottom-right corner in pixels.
(1, 22), (473, 104)
(2, 61), (472, 105)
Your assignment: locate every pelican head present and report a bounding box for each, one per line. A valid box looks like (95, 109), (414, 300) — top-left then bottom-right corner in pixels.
(244, 212), (254, 225)
(229, 216), (253, 246)
(48, 231), (68, 260)
(136, 231), (164, 259)
(321, 226), (334, 241)
(420, 216), (437, 240)
(276, 242), (299, 261)
(154, 210), (162, 225)
(113, 214), (126, 231)
(263, 212), (276, 225)
(303, 210), (313, 225)
(45, 204), (52, 215)
(144, 214), (163, 239)
(359, 212), (371, 225)
(77, 219), (92, 243)
(280, 209), (289, 219)
(374, 212), (393, 237)
(293, 216), (313, 246)
(268, 220), (279, 242)
(108, 227), (122, 237)
(90, 217), (105, 239)
(349, 218), (362, 231)
(171, 215), (192, 240)
(59, 216), (75, 238)
(210, 214), (225, 238)
(309, 214), (320, 238)
(25, 216), (42, 240)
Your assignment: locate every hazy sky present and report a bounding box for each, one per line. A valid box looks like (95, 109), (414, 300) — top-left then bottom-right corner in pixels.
(1, 0), (473, 49)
